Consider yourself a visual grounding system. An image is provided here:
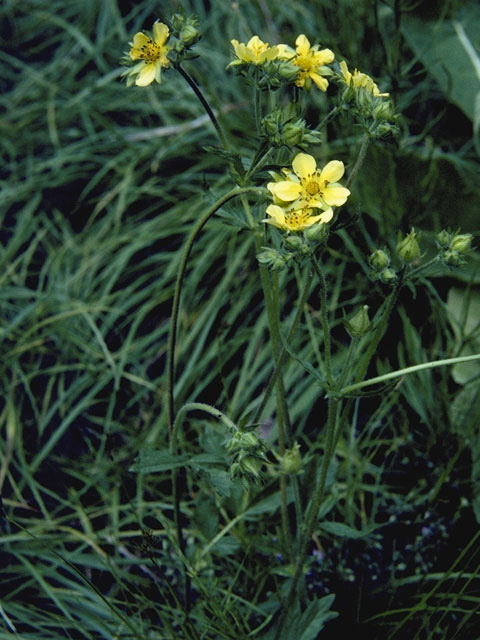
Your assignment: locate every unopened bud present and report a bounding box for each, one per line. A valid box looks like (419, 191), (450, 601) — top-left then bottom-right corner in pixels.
(284, 235), (304, 251)
(397, 228), (420, 263)
(379, 267), (397, 283)
(373, 99), (394, 121)
(303, 222), (330, 244)
(345, 305), (371, 338)
(180, 23), (200, 45)
(436, 229), (452, 248)
(280, 442), (302, 475)
(369, 249), (390, 271)
(450, 233), (473, 254)
(257, 248), (286, 271)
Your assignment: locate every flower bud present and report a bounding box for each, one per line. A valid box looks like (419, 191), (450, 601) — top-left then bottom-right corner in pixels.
(284, 235), (304, 251)
(373, 99), (394, 121)
(396, 228), (420, 263)
(279, 442), (303, 475)
(450, 233), (473, 254)
(282, 121), (305, 147)
(379, 267), (397, 283)
(369, 249), (390, 271)
(344, 305), (371, 338)
(257, 248), (286, 271)
(180, 23), (200, 45)
(436, 229), (452, 248)
(277, 61), (299, 82)
(442, 249), (463, 267)
(303, 222), (330, 244)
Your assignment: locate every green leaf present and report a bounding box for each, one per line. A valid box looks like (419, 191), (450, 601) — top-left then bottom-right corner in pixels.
(289, 596), (338, 640)
(318, 521), (377, 539)
(205, 469), (236, 497)
(446, 287), (480, 385)
(402, 6), (480, 121)
(129, 449), (187, 474)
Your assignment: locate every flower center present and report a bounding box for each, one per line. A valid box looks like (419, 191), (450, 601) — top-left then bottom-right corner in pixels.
(285, 209), (308, 230)
(138, 38), (163, 62)
(305, 181), (320, 196)
(295, 55), (313, 71)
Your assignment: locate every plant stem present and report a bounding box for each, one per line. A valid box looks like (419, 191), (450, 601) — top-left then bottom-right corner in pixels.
(170, 401), (239, 615)
(340, 352), (480, 396)
(253, 269), (314, 425)
(352, 269), (404, 388)
(275, 397), (340, 640)
(241, 194), (293, 554)
(346, 133), (370, 189)
(167, 186), (264, 440)
(309, 251), (334, 387)
(175, 63), (230, 150)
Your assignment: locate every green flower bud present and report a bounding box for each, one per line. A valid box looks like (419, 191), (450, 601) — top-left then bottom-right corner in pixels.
(344, 305), (371, 338)
(450, 233), (473, 254)
(356, 87), (375, 115)
(373, 99), (394, 121)
(379, 267), (397, 283)
(277, 61), (300, 82)
(396, 228), (420, 263)
(442, 249), (464, 267)
(180, 23), (200, 45)
(282, 121), (305, 147)
(369, 249), (390, 271)
(436, 229), (452, 248)
(284, 235), (304, 251)
(303, 222), (330, 244)
(257, 248), (286, 271)
(280, 442), (303, 475)
(239, 455), (263, 477)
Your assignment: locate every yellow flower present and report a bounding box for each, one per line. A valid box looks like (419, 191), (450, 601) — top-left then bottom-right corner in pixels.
(264, 204), (333, 233)
(126, 21), (171, 86)
(339, 60), (389, 97)
(267, 153), (350, 211)
(228, 36), (279, 66)
(278, 35), (334, 91)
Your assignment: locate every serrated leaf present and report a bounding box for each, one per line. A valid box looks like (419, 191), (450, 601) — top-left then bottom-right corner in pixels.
(205, 469), (236, 497)
(129, 449), (187, 474)
(318, 521), (376, 539)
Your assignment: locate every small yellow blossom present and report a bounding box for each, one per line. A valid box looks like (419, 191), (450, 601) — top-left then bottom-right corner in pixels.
(126, 21), (171, 86)
(339, 60), (389, 97)
(264, 204), (333, 233)
(228, 36), (279, 66)
(267, 153), (350, 211)
(278, 35), (334, 91)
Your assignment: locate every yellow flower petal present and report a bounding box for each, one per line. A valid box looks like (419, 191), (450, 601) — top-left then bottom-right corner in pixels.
(135, 62), (157, 86)
(323, 185), (350, 206)
(318, 208), (334, 223)
(153, 21), (169, 46)
(292, 153), (317, 179)
(268, 181), (303, 202)
(264, 204), (286, 227)
(309, 72), (329, 91)
(320, 160), (345, 183)
(295, 34), (311, 56)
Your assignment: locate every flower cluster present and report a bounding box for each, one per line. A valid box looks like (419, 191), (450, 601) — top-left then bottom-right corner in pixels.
(228, 34), (335, 92)
(264, 153), (350, 233)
